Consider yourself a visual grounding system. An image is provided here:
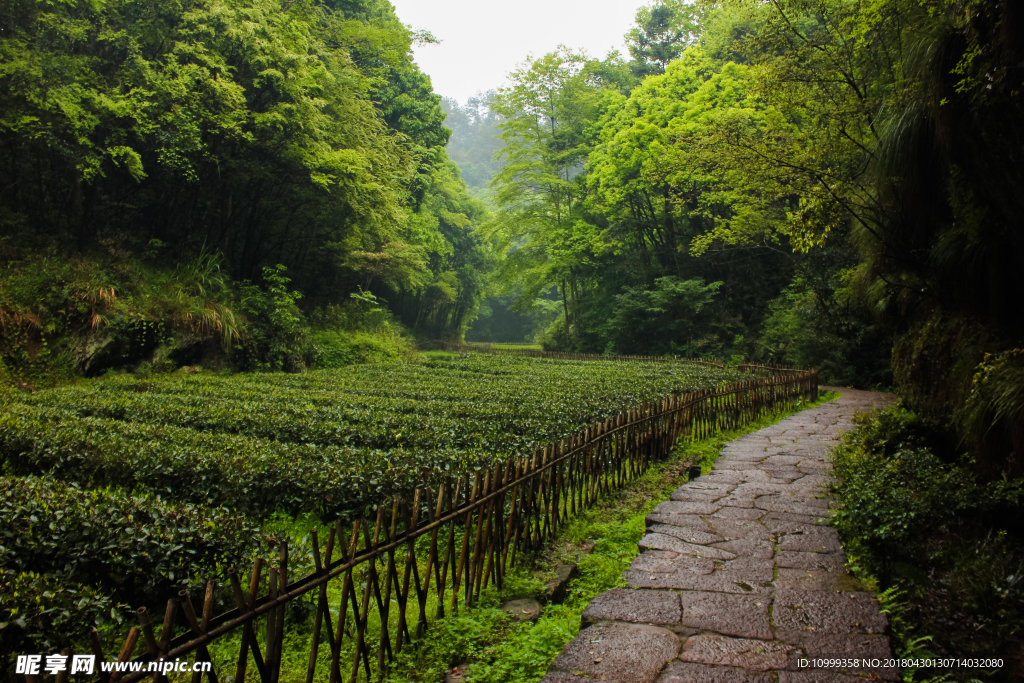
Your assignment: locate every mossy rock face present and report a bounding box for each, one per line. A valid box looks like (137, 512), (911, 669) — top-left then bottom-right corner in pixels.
(891, 312), (984, 421)
(892, 312), (1024, 476)
(73, 319), (169, 376)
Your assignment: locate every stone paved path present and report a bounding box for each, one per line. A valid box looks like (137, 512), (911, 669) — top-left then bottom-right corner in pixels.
(541, 388), (896, 683)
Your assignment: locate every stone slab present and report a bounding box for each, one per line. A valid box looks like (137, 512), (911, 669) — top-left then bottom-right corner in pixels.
(679, 592), (772, 639)
(711, 538), (774, 559)
(550, 622), (680, 683)
(779, 672), (888, 683)
(776, 551), (847, 571)
(627, 557), (773, 594)
(777, 531), (843, 554)
(653, 501), (723, 516)
(582, 588), (681, 626)
(671, 490), (728, 503)
(678, 634), (793, 671)
(705, 519), (774, 541)
(714, 496), (757, 508)
(646, 513), (714, 531)
(624, 570), (772, 595)
(773, 591), (889, 635)
(657, 661), (772, 683)
(541, 672), (614, 683)
(639, 533), (736, 560)
(773, 568), (860, 592)
(710, 469), (773, 482)
(631, 550), (715, 575)
(647, 523), (725, 545)
(710, 507), (765, 521)
(761, 511), (827, 526)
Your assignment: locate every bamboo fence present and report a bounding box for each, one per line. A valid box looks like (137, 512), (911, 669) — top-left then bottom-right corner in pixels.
(417, 342), (811, 377)
(416, 341), (725, 367)
(88, 368), (818, 683)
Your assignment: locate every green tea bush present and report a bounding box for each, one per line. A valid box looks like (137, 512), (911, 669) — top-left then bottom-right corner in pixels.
(0, 571), (116, 671)
(12, 354), (755, 456)
(0, 476), (261, 604)
(0, 476), (263, 664)
(0, 405), (483, 520)
(2, 356), (761, 518)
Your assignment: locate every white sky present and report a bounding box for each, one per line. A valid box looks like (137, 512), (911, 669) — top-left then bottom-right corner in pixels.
(388, 0), (650, 104)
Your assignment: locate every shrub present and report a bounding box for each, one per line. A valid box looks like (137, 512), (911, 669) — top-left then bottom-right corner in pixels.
(830, 403), (1024, 674)
(307, 330), (410, 368)
(830, 404), (1023, 583)
(235, 265), (309, 372)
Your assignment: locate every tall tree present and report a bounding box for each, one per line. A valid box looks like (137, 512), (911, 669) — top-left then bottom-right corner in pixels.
(489, 48), (611, 345)
(626, 0), (706, 78)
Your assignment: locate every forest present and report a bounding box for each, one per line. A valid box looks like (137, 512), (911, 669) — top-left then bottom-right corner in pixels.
(2, 0), (1024, 679)
(4, 0), (1021, 401)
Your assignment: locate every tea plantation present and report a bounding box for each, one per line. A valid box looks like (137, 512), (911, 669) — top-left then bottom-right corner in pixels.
(0, 354), (751, 658)
(1, 355), (752, 518)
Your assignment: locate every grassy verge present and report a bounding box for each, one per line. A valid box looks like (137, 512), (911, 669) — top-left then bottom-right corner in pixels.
(382, 390), (840, 683)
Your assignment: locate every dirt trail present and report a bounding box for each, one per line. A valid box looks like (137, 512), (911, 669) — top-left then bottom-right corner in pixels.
(541, 388), (896, 683)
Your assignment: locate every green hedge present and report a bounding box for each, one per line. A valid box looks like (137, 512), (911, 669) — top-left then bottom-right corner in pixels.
(17, 355), (755, 452)
(0, 405), (484, 519)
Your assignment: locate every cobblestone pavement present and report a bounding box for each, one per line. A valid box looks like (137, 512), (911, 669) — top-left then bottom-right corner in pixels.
(542, 388), (896, 683)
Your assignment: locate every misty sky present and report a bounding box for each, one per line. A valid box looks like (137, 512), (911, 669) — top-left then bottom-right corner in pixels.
(388, 0), (649, 104)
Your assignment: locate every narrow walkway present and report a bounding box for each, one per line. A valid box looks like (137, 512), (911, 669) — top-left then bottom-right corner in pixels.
(542, 388), (896, 683)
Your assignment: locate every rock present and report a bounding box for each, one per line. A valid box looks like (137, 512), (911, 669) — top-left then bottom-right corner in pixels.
(502, 598), (542, 622)
(545, 563), (578, 603)
(444, 663), (472, 683)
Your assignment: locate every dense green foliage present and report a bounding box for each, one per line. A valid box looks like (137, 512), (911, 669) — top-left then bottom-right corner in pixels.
(0, 0), (494, 384)
(472, 0), (1021, 469)
(475, 2), (887, 384)
(442, 94), (505, 194)
(832, 405), (1024, 679)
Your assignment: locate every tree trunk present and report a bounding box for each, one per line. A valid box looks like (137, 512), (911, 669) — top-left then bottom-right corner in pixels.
(561, 279), (571, 347)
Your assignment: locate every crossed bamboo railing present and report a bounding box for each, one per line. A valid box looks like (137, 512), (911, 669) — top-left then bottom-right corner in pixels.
(416, 341), (726, 367)
(418, 341), (810, 377)
(88, 367), (818, 683)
